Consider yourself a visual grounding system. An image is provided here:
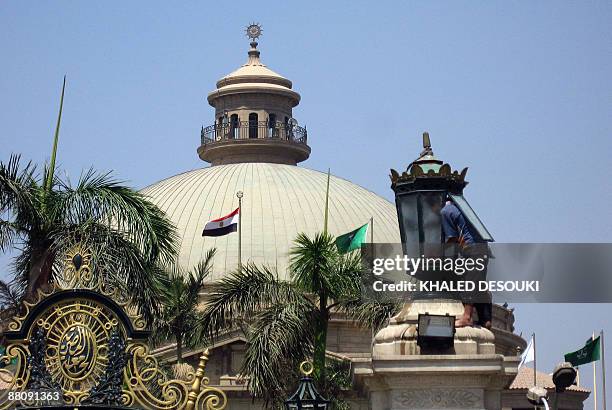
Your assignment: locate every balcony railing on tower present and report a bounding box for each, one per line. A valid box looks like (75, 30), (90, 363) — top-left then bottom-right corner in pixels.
(200, 120), (308, 146)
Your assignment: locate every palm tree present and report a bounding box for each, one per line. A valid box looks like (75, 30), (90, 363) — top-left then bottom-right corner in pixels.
(200, 232), (398, 405)
(0, 78), (177, 322)
(151, 248), (216, 365)
(0, 280), (21, 312)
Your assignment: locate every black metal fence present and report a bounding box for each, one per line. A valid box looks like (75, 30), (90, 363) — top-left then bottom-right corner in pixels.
(200, 120), (308, 145)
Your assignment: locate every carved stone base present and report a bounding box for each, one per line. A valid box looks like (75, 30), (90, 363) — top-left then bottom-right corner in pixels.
(373, 300), (496, 357)
(354, 356), (518, 410)
(353, 300), (519, 410)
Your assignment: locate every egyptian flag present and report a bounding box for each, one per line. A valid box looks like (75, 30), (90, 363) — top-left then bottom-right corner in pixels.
(202, 208), (239, 237)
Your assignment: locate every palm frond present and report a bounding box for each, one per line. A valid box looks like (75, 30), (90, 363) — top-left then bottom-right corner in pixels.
(54, 169), (178, 263)
(199, 263), (309, 341)
(150, 249), (217, 349)
(242, 298), (316, 403)
(0, 219), (20, 253)
(0, 279), (23, 311)
(325, 251), (363, 300)
(43, 76), (66, 194)
(0, 154), (40, 230)
(289, 232), (337, 296)
(336, 297), (400, 332)
(185, 248), (216, 307)
(49, 220), (166, 324)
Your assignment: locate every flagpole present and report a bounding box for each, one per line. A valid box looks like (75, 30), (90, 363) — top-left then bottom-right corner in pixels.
(370, 216), (374, 260)
(324, 168), (330, 234)
(594, 331), (598, 410)
(533, 333), (537, 410)
(533, 332), (537, 387)
(237, 191), (243, 269)
(602, 329), (607, 410)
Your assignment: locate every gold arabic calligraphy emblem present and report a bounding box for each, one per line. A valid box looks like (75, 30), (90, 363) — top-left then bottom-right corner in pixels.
(58, 323), (97, 380)
(39, 301), (117, 404)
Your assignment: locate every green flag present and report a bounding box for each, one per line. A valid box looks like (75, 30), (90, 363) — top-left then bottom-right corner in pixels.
(564, 336), (601, 366)
(336, 223), (368, 254)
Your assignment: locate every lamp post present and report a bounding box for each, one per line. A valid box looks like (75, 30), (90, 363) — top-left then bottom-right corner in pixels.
(551, 362), (578, 410)
(390, 132), (493, 299)
(284, 361), (330, 410)
(526, 363), (577, 410)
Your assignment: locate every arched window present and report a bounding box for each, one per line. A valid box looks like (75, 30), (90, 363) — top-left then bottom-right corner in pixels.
(249, 113), (258, 139)
(230, 114), (239, 139)
(268, 114), (277, 138)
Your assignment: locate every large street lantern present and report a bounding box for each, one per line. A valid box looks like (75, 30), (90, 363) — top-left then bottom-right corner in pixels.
(390, 132), (494, 298)
(284, 362), (330, 410)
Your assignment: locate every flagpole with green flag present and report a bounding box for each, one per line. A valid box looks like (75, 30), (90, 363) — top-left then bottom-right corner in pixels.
(565, 335), (601, 367)
(336, 223), (369, 254)
(564, 331), (605, 408)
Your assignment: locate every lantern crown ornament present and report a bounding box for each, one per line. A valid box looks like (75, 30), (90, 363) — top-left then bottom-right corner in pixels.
(390, 132), (469, 195)
(284, 361), (330, 410)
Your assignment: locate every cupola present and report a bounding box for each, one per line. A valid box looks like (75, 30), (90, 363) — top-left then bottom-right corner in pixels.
(198, 24), (310, 166)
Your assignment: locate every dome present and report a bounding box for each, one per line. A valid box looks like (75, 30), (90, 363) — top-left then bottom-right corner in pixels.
(218, 59), (291, 87)
(141, 163), (400, 281)
(207, 41), (300, 107)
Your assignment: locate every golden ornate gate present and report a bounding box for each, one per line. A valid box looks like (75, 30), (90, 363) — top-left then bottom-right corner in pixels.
(0, 246), (227, 409)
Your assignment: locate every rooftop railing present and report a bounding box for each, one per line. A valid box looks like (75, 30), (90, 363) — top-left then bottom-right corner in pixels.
(200, 120), (307, 146)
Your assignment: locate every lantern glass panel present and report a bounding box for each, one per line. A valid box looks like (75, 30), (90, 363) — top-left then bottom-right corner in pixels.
(397, 191), (446, 251)
(397, 193), (420, 255)
(420, 192), (444, 245)
(448, 194), (494, 241)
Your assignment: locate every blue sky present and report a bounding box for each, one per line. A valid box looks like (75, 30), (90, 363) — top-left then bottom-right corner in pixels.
(1, 1), (611, 404)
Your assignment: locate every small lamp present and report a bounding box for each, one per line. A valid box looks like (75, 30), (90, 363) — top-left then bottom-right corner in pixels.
(527, 386), (550, 410)
(284, 361), (330, 410)
(552, 362), (577, 392)
(417, 313), (456, 349)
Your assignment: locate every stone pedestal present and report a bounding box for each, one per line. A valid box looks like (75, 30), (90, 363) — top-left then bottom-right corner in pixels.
(353, 300), (519, 410)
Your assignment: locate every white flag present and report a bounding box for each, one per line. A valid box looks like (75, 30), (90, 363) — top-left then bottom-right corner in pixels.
(519, 335), (535, 369)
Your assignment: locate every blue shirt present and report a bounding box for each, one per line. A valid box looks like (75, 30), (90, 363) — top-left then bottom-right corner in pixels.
(441, 201), (476, 245)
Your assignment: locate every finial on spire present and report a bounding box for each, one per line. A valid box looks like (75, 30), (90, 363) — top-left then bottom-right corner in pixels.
(245, 23), (263, 64)
(422, 132), (431, 149)
(420, 131), (434, 158)
(245, 23), (263, 41)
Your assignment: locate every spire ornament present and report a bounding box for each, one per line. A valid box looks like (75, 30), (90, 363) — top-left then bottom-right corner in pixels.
(389, 132), (468, 193)
(245, 23), (263, 41)
(420, 131), (434, 158)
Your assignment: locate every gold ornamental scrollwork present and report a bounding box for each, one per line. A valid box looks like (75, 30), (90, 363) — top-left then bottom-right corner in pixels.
(59, 244), (95, 289)
(0, 244), (228, 409)
(8, 245), (147, 335)
(124, 345), (227, 410)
